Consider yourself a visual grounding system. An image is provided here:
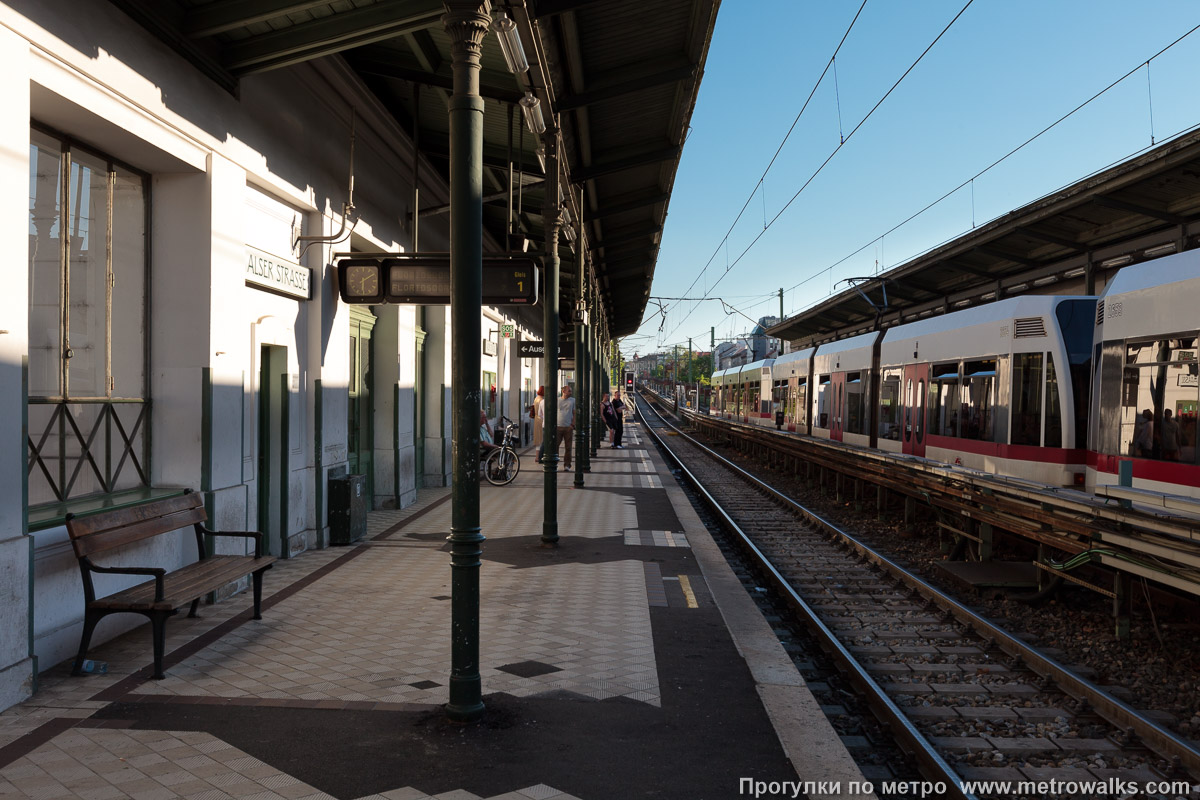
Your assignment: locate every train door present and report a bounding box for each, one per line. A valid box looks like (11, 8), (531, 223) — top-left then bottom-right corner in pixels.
(830, 372), (846, 441)
(902, 364), (929, 457)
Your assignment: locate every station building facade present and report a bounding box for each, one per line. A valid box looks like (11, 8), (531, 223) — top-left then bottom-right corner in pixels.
(0, 0), (544, 710)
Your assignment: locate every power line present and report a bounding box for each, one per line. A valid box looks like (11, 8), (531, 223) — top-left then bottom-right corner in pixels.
(782, 21), (1200, 303)
(670, 0), (871, 327)
(666, 0), (974, 340)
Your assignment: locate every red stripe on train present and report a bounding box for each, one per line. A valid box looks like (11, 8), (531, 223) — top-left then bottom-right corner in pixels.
(1088, 451), (1200, 488)
(926, 435), (1086, 464)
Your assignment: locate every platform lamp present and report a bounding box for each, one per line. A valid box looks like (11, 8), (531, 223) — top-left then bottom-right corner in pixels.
(520, 93), (546, 136)
(493, 11), (528, 74)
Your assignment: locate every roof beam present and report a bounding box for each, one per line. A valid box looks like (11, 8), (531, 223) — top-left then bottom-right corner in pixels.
(594, 221), (662, 250)
(973, 244), (1040, 268)
(349, 55), (522, 104)
(1091, 194), (1188, 225)
(1021, 226), (1084, 250)
(223, 0), (442, 74)
(530, 0), (612, 17)
(589, 191), (670, 221)
(557, 64), (696, 112)
(184, 0), (330, 38)
(942, 258), (1001, 278)
(573, 146), (682, 182)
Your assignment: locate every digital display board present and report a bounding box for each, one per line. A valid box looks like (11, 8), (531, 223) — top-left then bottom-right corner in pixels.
(337, 255), (538, 306)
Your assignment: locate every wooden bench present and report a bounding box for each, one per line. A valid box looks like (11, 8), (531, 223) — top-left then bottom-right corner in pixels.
(65, 490), (276, 679)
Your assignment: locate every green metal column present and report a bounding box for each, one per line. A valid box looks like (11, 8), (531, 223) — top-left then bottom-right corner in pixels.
(542, 133), (562, 545)
(574, 252), (585, 486)
(588, 289), (599, 459)
(442, 0), (488, 723)
(580, 279), (591, 471)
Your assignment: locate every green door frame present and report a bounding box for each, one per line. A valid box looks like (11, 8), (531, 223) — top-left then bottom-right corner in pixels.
(414, 314), (427, 490)
(348, 307), (376, 506)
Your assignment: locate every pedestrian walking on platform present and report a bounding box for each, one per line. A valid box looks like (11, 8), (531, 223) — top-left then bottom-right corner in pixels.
(611, 390), (627, 449)
(557, 385), (576, 470)
(601, 392), (617, 445)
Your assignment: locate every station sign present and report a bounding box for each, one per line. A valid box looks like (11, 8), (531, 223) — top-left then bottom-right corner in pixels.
(247, 245), (312, 300)
(518, 340), (572, 359)
(337, 254), (538, 306)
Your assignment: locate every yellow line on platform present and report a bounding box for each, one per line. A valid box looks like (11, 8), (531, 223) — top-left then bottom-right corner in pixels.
(678, 574), (699, 608)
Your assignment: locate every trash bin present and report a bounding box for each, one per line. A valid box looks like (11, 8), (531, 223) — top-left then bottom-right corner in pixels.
(328, 474), (367, 545)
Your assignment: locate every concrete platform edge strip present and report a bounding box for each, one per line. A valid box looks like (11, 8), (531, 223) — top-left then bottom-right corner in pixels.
(646, 425), (879, 799)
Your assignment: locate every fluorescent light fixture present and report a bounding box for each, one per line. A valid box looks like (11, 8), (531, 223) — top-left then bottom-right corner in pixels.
(562, 204), (572, 224)
(535, 146), (546, 174)
(1062, 267), (1087, 279)
(1032, 275), (1057, 287)
(1143, 243), (1177, 257)
(1099, 254), (1132, 268)
(1008, 282), (1029, 292)
(493, 12), (528, 74)
(519, 92), (546, 135)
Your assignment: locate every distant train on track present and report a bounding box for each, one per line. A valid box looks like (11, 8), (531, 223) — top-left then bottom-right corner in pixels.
(709, 250), (1199, 497)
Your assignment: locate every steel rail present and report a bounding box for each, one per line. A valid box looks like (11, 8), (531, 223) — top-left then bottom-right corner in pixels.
(636, 395), (977, 800)
(641, 392), (1200, 782)
(683, 407), (1200, 605)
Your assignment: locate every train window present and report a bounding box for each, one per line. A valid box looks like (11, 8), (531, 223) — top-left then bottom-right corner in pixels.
(845, 372), (868, 435)
(1057, 300), (1097, 451)
(915, 379), (925, 443)
(879, 369), (902, 440)
(904, 378), (914, 443)
(1044, 355), (1062, 448)
(816, 375), (831, 428)
(772, 380), (788, 418)
(1011, 353), (1044, 446)
(1120, 335), (1199, 462)
(961, 359), (996, 442)
(929, 363), (960, 437)
(796, 378), (808, 427)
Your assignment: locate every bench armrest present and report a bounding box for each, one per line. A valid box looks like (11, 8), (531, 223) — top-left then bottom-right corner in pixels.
(200, 526), (266, 558)
(87, 564), (167, 602)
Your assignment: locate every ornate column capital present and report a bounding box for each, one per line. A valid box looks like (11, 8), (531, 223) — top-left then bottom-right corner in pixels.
(442, 1), (491, 61)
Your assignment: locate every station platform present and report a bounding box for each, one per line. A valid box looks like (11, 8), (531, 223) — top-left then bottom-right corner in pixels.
(0, 418), (871, 800)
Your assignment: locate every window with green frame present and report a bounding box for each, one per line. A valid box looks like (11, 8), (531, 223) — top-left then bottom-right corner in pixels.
(27, 126), (150, 513)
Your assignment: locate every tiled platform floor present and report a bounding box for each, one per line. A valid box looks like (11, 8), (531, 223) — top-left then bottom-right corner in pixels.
(0, 414), (867, 799)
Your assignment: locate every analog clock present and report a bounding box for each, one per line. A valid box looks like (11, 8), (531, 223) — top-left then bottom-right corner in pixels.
(345, 265), (379, 297)
(339, 261), (384, 303)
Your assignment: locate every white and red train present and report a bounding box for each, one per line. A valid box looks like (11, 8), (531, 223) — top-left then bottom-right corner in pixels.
(710, 250), (1199, 496)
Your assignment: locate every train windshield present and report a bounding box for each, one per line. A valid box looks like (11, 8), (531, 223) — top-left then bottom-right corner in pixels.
(1056, 299), (1098, 449)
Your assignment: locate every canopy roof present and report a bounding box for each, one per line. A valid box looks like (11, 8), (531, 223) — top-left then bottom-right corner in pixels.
(110, 0), (721, 338)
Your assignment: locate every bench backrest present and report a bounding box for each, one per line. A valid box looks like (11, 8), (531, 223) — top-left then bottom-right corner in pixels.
(66, 492), (207, 560)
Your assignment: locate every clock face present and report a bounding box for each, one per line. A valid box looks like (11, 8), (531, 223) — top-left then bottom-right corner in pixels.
(344, 265), (379, 298)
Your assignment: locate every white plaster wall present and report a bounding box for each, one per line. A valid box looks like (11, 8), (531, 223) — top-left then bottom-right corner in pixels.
(4, 0), (502, 699)
(0, 26), (34, 708)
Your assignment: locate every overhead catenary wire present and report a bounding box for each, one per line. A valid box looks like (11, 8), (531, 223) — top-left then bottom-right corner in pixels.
(666, 0), (973, 340)
(670, 0), (871, 322)
(779, 21), (1200, 307)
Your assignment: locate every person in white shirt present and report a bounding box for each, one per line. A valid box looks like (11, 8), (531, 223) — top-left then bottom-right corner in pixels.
(557, 385), (576, 470)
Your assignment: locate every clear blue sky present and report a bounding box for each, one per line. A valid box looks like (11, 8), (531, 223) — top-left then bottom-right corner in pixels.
(623, 0), (1200, 359)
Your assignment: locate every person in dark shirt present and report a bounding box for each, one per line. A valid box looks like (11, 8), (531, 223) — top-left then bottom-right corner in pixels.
(611, 391), (627, 449)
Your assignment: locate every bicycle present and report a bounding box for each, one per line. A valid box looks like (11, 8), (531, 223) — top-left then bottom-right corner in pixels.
(484, 415), (521, 485)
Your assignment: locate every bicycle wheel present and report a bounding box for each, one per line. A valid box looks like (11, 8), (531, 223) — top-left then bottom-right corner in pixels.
(484, 447), (520, 485)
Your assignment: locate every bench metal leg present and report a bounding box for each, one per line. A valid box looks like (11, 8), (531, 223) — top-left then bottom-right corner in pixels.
(151, 613), (169, 679)
(187, 599), (200, 618)
(252, 569), (265, 620)
(71, 610), (103, 676)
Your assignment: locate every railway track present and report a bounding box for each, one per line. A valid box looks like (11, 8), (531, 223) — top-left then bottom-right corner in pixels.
(636, 392), (1200, 800)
